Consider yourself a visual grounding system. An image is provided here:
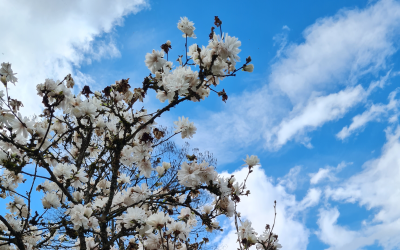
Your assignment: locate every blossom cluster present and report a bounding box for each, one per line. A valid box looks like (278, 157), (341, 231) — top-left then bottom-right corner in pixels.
(0, 17), (273, 250)
(237, 218), (282, 250)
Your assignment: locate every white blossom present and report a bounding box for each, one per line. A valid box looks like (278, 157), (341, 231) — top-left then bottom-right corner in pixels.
(42, 192), (61, 209)
(177, 161), (201, 187)
(68, 204), (93, 230)
(0, 62), (18, 84)
(117, 173), (131, 184)
(146, 211), (170, 229)
(145, 50), (167, 74)
(10, 113), (33, 138)
(155, 166), (165, 176)
(237, 220), (258, 244)
(174, 116), (196, 139)
(242, 155), (260, 167)
(123, 207), (146, 227)
(177, 17), (196, 38)
(167, 221), (189, 240)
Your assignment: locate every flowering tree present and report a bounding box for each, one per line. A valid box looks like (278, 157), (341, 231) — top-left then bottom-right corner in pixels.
(0, 17), (281, 250)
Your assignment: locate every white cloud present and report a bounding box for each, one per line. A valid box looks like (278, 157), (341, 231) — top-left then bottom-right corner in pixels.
(273, 26), (290, 58)
(295, 188), (321, 213)
(309, 161), (349, 185)
(327, 126), (400, 222)
(0, 0), (148, 115)
(316, 207), (372, 250)
(317, 125), (400, 249)
(337, 87), (399, 139)
(316, 206), (400, 250)
(278, 165), (301, 191)
(310, 168), (332, 185)
(337, 103), (387, 139)
(266, 85), (367, 149)
(218, 166), (320, 250)
(269, 0), (400, 105)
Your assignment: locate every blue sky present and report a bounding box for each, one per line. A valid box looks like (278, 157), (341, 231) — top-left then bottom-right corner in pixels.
(2, 0), (400, 249)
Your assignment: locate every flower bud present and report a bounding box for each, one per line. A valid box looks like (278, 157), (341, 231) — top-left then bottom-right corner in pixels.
(246, 56), (252, 63)
(242, 64), (254, 73)
(1, 75), (7, 85)
(162, 162), (171, 170)
(166, 40), (171, 46)
(66, 74), (75, 88)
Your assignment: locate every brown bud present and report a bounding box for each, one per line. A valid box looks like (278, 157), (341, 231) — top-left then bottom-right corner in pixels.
(161, 42), (172, 54)
(102, 86), (111, 97)
(186, 154), (197, 161)
(209, 27), (215, 40)
(214, 16), (222, 27)
(116, 78), (131, 93)
(246, 56), (252, 63)
(218, 89), (228, 103)
(82, 85), (93, 98)
(153, 128), (165, 140)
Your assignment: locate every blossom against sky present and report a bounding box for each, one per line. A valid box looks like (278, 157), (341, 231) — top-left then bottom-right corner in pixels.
(1, 0), (400, 249)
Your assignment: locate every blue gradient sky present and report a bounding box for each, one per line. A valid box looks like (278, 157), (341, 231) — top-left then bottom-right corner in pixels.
(2, 0), (400, 249)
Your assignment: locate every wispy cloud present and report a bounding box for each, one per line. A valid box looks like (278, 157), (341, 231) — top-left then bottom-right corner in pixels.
(273, 25), (290, 58)
(337, 87), (399, 140)
(266, 85), (368, 149)
(309, 161), (349, 185)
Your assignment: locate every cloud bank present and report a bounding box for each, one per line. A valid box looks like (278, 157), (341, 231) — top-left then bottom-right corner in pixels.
(0, 0), (148, 115)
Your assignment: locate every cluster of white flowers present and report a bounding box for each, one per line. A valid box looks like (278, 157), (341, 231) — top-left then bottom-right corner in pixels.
(0, 62), (18, 84)
(0, 17), (273, 250)
(238, 220), (258, 245)
(68, 204), (99, 230)
(0, 169), (24, 192)
(236, 220), (282, 250)
(257, 232), (282, 250)
(177, 17), (196, 38)
(177, 160), (217, 187)
(145, 16), (252, 104)
(144, 50), (167, 74)
(174, 116), (197, 139)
